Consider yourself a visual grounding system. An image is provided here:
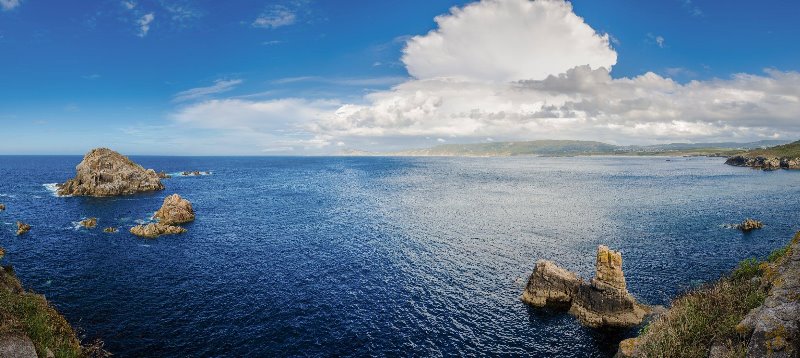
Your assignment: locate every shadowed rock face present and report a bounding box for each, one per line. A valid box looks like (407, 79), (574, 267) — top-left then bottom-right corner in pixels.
(129, 223), (187, 238)
(153, 194), (195, 225)
(57, 148), (164, 197)
(521, 245), (649, 328)
(726, 155), (800, 170)
(737, 236), (800, 358)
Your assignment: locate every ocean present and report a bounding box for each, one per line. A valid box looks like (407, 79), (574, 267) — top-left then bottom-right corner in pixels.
(1, 155), (798, 357)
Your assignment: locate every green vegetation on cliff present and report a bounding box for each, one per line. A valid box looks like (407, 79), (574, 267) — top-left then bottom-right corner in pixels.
(736, 140), (800, 158)
(0, 265), (94, 357)
(624, 233), (798, 357)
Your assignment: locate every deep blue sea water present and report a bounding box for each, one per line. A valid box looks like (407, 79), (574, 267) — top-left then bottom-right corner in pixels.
(1, 156), (799, 357)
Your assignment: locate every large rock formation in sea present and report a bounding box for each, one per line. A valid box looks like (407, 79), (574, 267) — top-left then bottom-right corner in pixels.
(130, 194), (194, 238)
(129, 223), (187, 238)
(153, 194), (195, 225)
(521, 245), (650, 328)
(736, 235), (800, 357)
(57, 148), (165, 197)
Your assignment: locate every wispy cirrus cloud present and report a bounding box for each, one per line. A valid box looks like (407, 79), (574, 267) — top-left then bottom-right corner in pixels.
(252, 5), (296, 29)
(0, 0), (21, 11)
(137, 13), (155, 37)
(173, 79), (243, 103)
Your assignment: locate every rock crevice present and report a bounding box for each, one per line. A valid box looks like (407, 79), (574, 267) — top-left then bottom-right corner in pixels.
(521, 245), (650, 328)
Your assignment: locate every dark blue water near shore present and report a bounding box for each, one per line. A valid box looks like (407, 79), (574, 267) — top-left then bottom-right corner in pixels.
(1, 156), (799, 357)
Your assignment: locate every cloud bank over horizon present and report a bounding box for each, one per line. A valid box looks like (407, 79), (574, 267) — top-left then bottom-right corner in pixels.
(170, 0), (800, 153)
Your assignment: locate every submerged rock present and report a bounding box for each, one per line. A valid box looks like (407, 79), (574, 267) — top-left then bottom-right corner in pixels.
(103, 227), (118, 233)
(57, 148), (165, 197)
(521, 245), (650, 328)
(15, 222), (30, 236)
(79, 217), (98, 229)
(129, 223), (187, 238)
(736, 218), (764, 232)
(153, 194), (195, 225)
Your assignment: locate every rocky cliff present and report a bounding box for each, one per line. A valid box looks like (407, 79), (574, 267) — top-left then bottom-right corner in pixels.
(725, 155), (800, 170)
(737, 235), (800, 357)
(521, 245), (650, 328)
(57, 148), (165, 197)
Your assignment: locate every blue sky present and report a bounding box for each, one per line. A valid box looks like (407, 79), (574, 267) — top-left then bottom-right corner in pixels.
(1, 0), (800, 155)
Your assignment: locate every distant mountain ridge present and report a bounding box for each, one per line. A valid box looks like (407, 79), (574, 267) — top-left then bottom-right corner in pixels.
(342, 139), (790, 157)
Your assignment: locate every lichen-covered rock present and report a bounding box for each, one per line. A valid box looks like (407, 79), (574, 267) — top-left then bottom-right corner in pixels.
(15, 222), (30, 236)
(736, 218), (764, 232)
(736, 235), (800, 357)
(153, 194), (195, 225)
(0, 335), (37, 358)
(521, 245), (650, 328)
(129, 223), (187, 238)
(79, 217), (97, 229)
(103, 227), (118, 233)
(57, 148), (165, 197)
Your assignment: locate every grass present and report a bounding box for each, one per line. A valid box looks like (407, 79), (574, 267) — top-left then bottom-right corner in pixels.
(740, 140), (800, 158)
(630, 233), (798, 357)
(0, 267), (84, 358)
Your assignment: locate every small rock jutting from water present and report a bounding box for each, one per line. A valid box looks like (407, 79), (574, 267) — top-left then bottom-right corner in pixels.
(521, 245), (650, 328)
(156, 171), (171, 179)
(15, 222), (31, 236)
(0, 247), (5, 260)
(103, 227), (118, 233)
(79, 217), (97, 229)
(57, 148), (165, 197)
(129, 223), (187, 238)
(153, 194), (195, 225)
(0, 203), (5, 211)
(736, 218), (764, 232)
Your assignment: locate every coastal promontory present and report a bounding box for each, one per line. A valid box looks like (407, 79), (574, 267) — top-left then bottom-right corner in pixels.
(522, 245), (650, 328)
(57, 148), (165, 197)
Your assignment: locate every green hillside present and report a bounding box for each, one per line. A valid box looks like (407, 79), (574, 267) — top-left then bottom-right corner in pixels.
(738, 140), (800, 158)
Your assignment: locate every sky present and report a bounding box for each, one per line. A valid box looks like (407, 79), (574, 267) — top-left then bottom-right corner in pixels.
(1, 0), (800, 155)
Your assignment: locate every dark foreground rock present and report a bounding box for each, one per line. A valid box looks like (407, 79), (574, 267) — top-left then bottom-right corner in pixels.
(15, 222), (30, 236)
(725, 155), (800, 170)
(521, 245), (650, 328)
(736, 235), (800, 357)
(153, 194), (195, 225)
(0, 335), (37, 358)
(57, 148), (165, 197)
(129, 223), (187, 238)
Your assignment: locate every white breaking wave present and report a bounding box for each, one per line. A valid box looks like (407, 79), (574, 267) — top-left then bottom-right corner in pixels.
(43, 183), (69, 197)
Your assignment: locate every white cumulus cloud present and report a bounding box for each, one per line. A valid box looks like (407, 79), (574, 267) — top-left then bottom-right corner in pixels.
(402, 0), (617, 82)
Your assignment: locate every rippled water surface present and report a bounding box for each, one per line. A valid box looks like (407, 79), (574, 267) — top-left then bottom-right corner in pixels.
(1, 156), (799, 357)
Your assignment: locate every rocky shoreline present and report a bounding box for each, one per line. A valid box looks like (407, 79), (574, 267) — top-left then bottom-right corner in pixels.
(725, 155), (800, 170)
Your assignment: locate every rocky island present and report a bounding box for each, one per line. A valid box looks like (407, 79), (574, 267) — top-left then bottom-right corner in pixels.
(522, 245), (650, 328)
(57, 148), (165, 197)
(130, 194), (194, 238)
